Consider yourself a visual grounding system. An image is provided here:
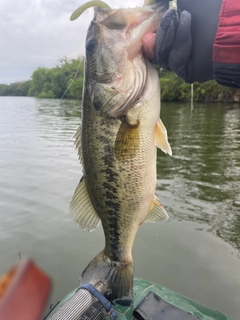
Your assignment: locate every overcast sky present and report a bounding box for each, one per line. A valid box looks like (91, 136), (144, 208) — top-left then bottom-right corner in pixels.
(0, 0), (140, 84)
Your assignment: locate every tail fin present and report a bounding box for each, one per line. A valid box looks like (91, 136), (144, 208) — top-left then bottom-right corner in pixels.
(79, 251), (133, 306)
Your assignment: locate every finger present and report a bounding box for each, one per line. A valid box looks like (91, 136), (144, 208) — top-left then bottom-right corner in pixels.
(142, 33), (156, 59)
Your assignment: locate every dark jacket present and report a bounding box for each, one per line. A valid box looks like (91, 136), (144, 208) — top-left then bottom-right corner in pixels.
(156, 0), (240, 87)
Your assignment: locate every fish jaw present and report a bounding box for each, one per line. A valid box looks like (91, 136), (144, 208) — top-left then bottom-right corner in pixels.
(85, 3), (168, 118)
(96, 4), (168, 59)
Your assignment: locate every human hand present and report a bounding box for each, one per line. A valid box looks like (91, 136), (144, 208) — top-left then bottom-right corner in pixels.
(143, 0), (222, 84)
(143, 9), (192, 82)
(143, 33), (156, 59)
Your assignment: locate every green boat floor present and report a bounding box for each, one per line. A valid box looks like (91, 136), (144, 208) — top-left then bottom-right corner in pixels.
(114, 278), (234, 320)
(45, 278), (234, 320)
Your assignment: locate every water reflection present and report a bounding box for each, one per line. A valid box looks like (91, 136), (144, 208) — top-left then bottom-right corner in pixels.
(36, 98), (81, 119)
(158, 103), (240, 250)
(35, 99), (81, 146)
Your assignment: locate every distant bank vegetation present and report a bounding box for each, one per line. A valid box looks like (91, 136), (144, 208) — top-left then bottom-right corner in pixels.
(0, 57), (239, 103)
(0, 57), (84, 100)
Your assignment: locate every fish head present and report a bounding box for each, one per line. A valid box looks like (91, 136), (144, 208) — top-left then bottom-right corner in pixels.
(85, 3), (168, 118)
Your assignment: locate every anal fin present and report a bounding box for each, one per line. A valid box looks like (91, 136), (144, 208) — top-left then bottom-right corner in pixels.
(145, 196), (169, 223)
(70, 177), (100, 232)
(115, 118), (140, 160)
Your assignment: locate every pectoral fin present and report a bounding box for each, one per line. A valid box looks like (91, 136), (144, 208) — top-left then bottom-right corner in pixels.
(74, 125), (83, 164)
(145, 196), (169, 223)
(155, 118), (172, 156)
(70, 177), (100, 232)
(115, 118), (140, 160)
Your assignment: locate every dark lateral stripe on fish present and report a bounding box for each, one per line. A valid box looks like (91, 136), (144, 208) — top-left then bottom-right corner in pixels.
(97, 134), (112, 145)
(99, 141), (122, 261)
(105, 192), (118, 201)
(103, 144), (114, 156)
(106, 206), (121, 262)
(102, 182), (117, 194)
(105, 200), (120, 210)
(102, 170), (121, 261)
(101, 168), (119, 184)
(101, 145), (119, 182)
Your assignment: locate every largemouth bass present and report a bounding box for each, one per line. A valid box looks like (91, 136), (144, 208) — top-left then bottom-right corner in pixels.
(70, 2), (171, 305)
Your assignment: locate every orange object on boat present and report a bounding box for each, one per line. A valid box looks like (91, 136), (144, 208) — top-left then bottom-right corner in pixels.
(0, 259), (51, 320)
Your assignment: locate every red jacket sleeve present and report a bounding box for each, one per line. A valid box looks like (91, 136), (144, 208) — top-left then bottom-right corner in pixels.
(213, 0), (240, 87)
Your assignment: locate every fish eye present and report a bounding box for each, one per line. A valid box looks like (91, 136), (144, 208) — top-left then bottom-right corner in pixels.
(104, 20), (126, 30)
(86, 38), (97, 54)
(100, 13), (127, 30)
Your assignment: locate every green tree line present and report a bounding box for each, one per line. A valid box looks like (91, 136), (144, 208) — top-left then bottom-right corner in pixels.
(160, 71), (240, 103)
(0, 56), (239, 102)
(0, 57), (84, 100)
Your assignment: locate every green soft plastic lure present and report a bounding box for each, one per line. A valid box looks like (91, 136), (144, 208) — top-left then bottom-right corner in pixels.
(70, 1), (111, 21)
(70, 0), (158, 21)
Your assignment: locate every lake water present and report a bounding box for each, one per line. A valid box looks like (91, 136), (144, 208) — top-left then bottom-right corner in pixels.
(0, 97), (239, 319)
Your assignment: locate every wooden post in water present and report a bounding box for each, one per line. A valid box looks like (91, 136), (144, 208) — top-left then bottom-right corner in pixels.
(191, 83), (194, 111)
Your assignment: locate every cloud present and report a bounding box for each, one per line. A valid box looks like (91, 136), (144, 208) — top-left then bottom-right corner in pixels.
(0, 0), (141, 84)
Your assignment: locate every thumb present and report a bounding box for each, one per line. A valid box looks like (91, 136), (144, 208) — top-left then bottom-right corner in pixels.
(142, 33), (156, 59)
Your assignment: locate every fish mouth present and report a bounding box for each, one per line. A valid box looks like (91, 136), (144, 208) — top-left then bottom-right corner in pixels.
(124, 4), (166, 60)
(97, 3), (166, 59)
(91, 3), (168, 119)
(108, 4), (166, 118)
